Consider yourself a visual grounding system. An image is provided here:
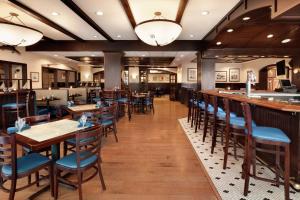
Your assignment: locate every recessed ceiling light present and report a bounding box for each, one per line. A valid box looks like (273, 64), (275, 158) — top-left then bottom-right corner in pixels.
(201, 11), (209, 15)
(117, 35), (121, 38)
(189, 34), (194, 38)
(91, 54), (95, 57)
(142, 54), (146, 57)
(243, 16), (251, 21)
(93, 35), (98, 38)
(215, 55), (219, 58)
(51, 12), (60, 16)
(281, 38), (291, 43)
(227, 29), (234, 33)
(180, 54), (184, 57)
(284, 55), (289, 58)
(260, 55), (265, 58)
(96, 11), (103, 16)
(216, 41), (222, 45)
(267, 34), (274, 38)
(53, 54), (58, 57)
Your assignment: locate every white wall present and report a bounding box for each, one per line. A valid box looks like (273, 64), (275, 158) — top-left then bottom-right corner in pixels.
(179, 62), (197, 83)
(215, 58), (292, 83)
(0, 47), (80, 88)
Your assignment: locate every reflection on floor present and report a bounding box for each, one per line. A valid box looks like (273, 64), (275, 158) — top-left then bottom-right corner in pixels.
(178, 118), (300, 200)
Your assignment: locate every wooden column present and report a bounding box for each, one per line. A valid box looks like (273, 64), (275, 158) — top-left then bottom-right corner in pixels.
(103, 52), (123, 90)
(197, 53), (216, 90)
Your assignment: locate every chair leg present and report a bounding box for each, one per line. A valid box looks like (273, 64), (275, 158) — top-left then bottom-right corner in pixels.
(97, 159), (106, 190)
(223, 127), (230, 169)
(252, 140), (256, 177)
(194, 108), (199, 133)
(113, 124), (118, 142)
(128, 103), (131, 121)
(284, 144), (290, 200)
(202, 114), (208, 142)
(54, 166), (58, 200)
(233, 135), (238, 160)
(275, 145), (280, 186)
(187, 103), (191, 123)
(49, 165), (54, 197)
(77, 171), (83, 200)
(9, 178), (17, 200)
(243, 139), (252, 197)
(35, 171), (40, 187)
(28, 174), (31, 185)
(211, 119), (217, 154)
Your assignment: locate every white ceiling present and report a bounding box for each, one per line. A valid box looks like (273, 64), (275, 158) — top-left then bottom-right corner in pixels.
(179, 0), (240, 40)
(1, 0), (240, 41)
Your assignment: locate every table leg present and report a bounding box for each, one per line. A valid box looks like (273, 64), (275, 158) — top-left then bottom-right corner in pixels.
(51, 144), (60, 161)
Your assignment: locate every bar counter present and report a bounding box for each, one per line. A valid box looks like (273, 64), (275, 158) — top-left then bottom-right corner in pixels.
(202, 89), (300, 190)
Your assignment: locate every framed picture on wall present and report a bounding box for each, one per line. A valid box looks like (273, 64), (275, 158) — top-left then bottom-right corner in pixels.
(215, 71), (227, 82)
(30, 72), (39, 82)
(187, 68), (197, 81)
(229, 68), (240, 82)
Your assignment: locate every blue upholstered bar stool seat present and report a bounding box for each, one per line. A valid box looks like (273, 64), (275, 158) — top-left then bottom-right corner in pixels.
(251, 126), (290, 143)
(230, 116), (256, 129)
(117, 97), (128, 103)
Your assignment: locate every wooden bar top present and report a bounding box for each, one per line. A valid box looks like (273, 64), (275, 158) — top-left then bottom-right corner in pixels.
(202, 90), (300, 113)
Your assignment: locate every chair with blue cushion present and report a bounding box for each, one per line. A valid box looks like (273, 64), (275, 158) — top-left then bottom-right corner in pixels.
(99, 104), (118, 142)
(54, 126), (106, 200)
(144, 92), (154, 114)
(241, 102), (290, 200)
(222, 98), (255, 169)
(187, 90), (197, 124)
(0, 134), (53, 200)
(117, 90), (132, 121)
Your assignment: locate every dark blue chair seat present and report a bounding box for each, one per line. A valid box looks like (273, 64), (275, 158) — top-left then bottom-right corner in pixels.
(92, 97), (101, 102)
(101, 120), (113, 126)
(252, 127), (290, 143)
(144, 100), (152, 106)
(117, 98), (128, 103)
(2, 103), (26, 108)
(207, 106), (223, 113)
(1, 153), (50, 176)
(217, 111), (237, 119)
(230, 117), (256, 129)
(37, 108), (49, 115)
(56, 151), (97, 169)
(65, 137), (95, 145)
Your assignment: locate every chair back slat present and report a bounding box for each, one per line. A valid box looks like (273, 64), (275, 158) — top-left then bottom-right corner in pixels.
(24, 113), (50, 126)
(0, 135), (17, 176)
(75, 126), (103, 166)
(241, 102), (253, 136)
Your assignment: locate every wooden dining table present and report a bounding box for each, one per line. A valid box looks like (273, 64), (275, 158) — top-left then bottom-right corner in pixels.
(132, 93), (147, 113)
(65, 104), (100, 118)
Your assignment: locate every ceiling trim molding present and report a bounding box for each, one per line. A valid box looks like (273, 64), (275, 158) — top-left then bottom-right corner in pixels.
(120, 0), (136, 29)
(61, 0), (113, 41)
(203, 48), (300, 57)
(203, 0), (273, 41)
(7, 0), (84, 41)
(176, 0), (189, 23)
(26, 40), (207, 51)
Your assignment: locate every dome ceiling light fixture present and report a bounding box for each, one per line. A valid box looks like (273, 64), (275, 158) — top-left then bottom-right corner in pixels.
(0, 12), (43, 47)
(134, 12), (182, 46)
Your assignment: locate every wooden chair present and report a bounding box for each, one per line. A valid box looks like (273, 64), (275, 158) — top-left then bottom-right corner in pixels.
(116, 90), (132, 120)
(54, 126), (106, 200)
(0, 134), (53, 200)
(188, 91), (197, 126)
(241, 102), (290, 200)
(99, 104), (118, 142)
(144, 92), (154, 114)
(194, 92), (205, 133)
(101, 90), (116, 104)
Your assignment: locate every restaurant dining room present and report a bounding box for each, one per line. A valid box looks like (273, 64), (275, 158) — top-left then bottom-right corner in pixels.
(1, 0), (300, 200)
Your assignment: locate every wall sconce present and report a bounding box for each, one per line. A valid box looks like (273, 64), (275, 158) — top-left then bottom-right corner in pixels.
(85, 73), (90, 79)
(293, 68), (300, 74)
(131, 74), (138, 79)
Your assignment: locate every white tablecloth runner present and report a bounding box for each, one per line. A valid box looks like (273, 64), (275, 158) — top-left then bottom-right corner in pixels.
(18, 119), (84, 142)
(68, 104), (98, 112)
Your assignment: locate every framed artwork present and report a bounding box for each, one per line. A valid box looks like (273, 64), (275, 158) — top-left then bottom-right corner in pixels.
(268, 68), (276, 78)
(215, 71), (227, 82)
(30, 72), (39, 82)
(187, 68), (197, 81)
(229, 68), (240, 82)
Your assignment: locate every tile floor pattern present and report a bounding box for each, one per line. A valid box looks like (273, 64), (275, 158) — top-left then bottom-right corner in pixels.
(178, 117), (299, 200)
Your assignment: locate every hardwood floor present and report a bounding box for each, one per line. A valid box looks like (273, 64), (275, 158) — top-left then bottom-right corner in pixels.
(0, 97), (218, 200)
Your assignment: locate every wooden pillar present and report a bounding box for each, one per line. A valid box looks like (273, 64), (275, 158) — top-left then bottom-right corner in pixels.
(291, 56), (300, 90)
(103, 52), (123, 90)
(197, 52), (216, 90)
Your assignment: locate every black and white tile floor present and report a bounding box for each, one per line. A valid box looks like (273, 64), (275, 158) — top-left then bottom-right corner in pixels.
(178, 118), (299, 200)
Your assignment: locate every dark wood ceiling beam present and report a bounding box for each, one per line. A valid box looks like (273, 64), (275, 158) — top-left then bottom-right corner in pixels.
(176, 0), (189, 23)
(203, 48), (300, 57)
(7, 0), (84, 41)
(204, 0), (273, 41)
(120, 0), (136, 28)
(26, 40), (207, 51)
(61, 0), (113, 41)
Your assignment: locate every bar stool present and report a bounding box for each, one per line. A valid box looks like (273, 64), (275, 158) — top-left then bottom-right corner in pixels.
(241, 102), (290, 200)
(1, 93), (29, 131)
(188, 91), (197, 126)
(222, 98), (256, 169)
(194, 94), (205, 133)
